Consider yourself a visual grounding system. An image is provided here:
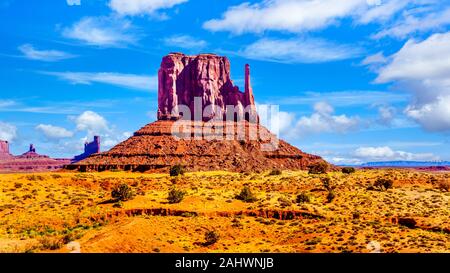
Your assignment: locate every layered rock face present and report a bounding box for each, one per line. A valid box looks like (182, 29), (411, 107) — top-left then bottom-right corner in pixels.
(158, 53), (257, 122)
(0, 140), (12, 159)
(0, 143), (70, 173)
(68, 53), (330, 172)
(68, 120), (326, 172)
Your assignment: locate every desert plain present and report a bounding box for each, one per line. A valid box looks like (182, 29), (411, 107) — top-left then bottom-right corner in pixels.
(0, 168), (449, 253)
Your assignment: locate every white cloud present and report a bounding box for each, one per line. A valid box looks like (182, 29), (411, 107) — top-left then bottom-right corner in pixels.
(277, 102), (361, 137)
(204, 0), (423, 34)
(163, 35), (207, 50)
(18, 44), (75, 62)
(62, 16), (138, 47)
(361, 52), (388, 65)
(0, 121), (17, 142)
(271, 90), (409, 107)
(109, 0), (188, 16)
(41, 71), (157, 91)
(373, 6), (450, 39)
(0, 100), (17, 108)
(404, 96), (450, 132)
(358, 0), (404, 23)
(36, 124), (74, 139)
(295, 102), (361, 135)
(67, 0), (80, 6)
(377, 105), (396, 125)
(374, 32), (450, 132)
(203, 0), (371, 34)
(73, 111), (110, 136)
(354, 146), (439, 161)
(237, 38), (362, 63)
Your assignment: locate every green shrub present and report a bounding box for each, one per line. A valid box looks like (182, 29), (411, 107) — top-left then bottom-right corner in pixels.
(203, 230), (219, 246)
(236, 186), (257, 203)
(111, 184), (134, 201)
(308, 162), (328, 174)
(437, 179), (450, 192)
(277, 196), (292, 207)
(167, 187), (186, 204)
(373, 178), (394, 191)
(296, 192), (311, 203)
(326, 191), (335, 203)
(342, 167), (356, 174)
(269, 169), (282, 176)
(321, 177), (334, 191)
(169, 164), (185, 176)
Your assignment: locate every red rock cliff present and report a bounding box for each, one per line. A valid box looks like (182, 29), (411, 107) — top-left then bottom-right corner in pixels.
(157, 53), (257, 122)
(0, 140), (11, 159)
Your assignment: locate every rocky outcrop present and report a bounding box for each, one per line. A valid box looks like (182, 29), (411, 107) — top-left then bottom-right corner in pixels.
(68, 53), (330, 172)
(157, 53), (258, 122)
(0, 140), (12, 159)
(72, 136), (101, 163)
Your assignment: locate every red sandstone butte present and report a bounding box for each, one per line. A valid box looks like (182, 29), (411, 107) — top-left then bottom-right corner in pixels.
(158, 53), (258, 121)
(0, 140), (12, 160)
(68, 53), (330, 172)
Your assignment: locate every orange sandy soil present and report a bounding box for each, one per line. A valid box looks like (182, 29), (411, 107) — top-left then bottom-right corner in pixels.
(0, 169), (449, 253)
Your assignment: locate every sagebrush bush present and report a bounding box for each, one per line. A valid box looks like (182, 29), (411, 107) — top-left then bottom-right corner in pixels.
(167, 187), (186, 204)
(321, 177), (334, 191)
(236, 186), (257, 203)
(111, 184), (134, 201)
(169, 164), (185, 177)
(326, 191), (336, 203)
(204, 230), (219, 246)
(373, 178), (394, 191)
(296, 192), (311, 203)
(308, 162), (328, 174)
(341, 167), (356, 174)
(437, 179), (450, 192)
(269, 169), (282, 176)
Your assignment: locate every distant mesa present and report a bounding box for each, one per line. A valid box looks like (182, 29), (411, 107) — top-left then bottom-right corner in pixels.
(67, 53), (329, 172)
(0, 141), (70, 173)
(72, 136), (101, 163)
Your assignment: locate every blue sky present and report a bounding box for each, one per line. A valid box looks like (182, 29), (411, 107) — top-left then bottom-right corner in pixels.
(0, 0), (449, 164)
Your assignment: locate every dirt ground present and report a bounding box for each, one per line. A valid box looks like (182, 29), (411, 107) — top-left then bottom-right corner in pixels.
(0, 169), (449, 253)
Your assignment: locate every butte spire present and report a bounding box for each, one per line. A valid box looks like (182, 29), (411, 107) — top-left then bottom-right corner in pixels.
(67, 53), (329, 172)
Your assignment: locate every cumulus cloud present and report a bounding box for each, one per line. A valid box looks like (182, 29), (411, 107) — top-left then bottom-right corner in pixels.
(272, 102), (361, 138)
(109, 0), (188, 16)
(62, 16), (138, 47)
(18, 44), (76, 62)
(40, 71), (157, 91)
(353, 146), (439, 161)
(237, 37), (362, 63)
(36, 124), (74, 139)
(374, 32), (450, 132)
(203, 0), (430, 34)
(293, 102), (361, 135)
(203, 0), (371, 34)
(73, 111), (110, 137)
(377, 105), (396, 125)
(163, 35), (207, 50)
(404, 96), (450, 132)
(0, 122), (17, 142)
(66, 0), (80, 6)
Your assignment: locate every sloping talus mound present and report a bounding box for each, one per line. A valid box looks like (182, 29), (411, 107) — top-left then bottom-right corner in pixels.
(67, 120), (327, 172)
